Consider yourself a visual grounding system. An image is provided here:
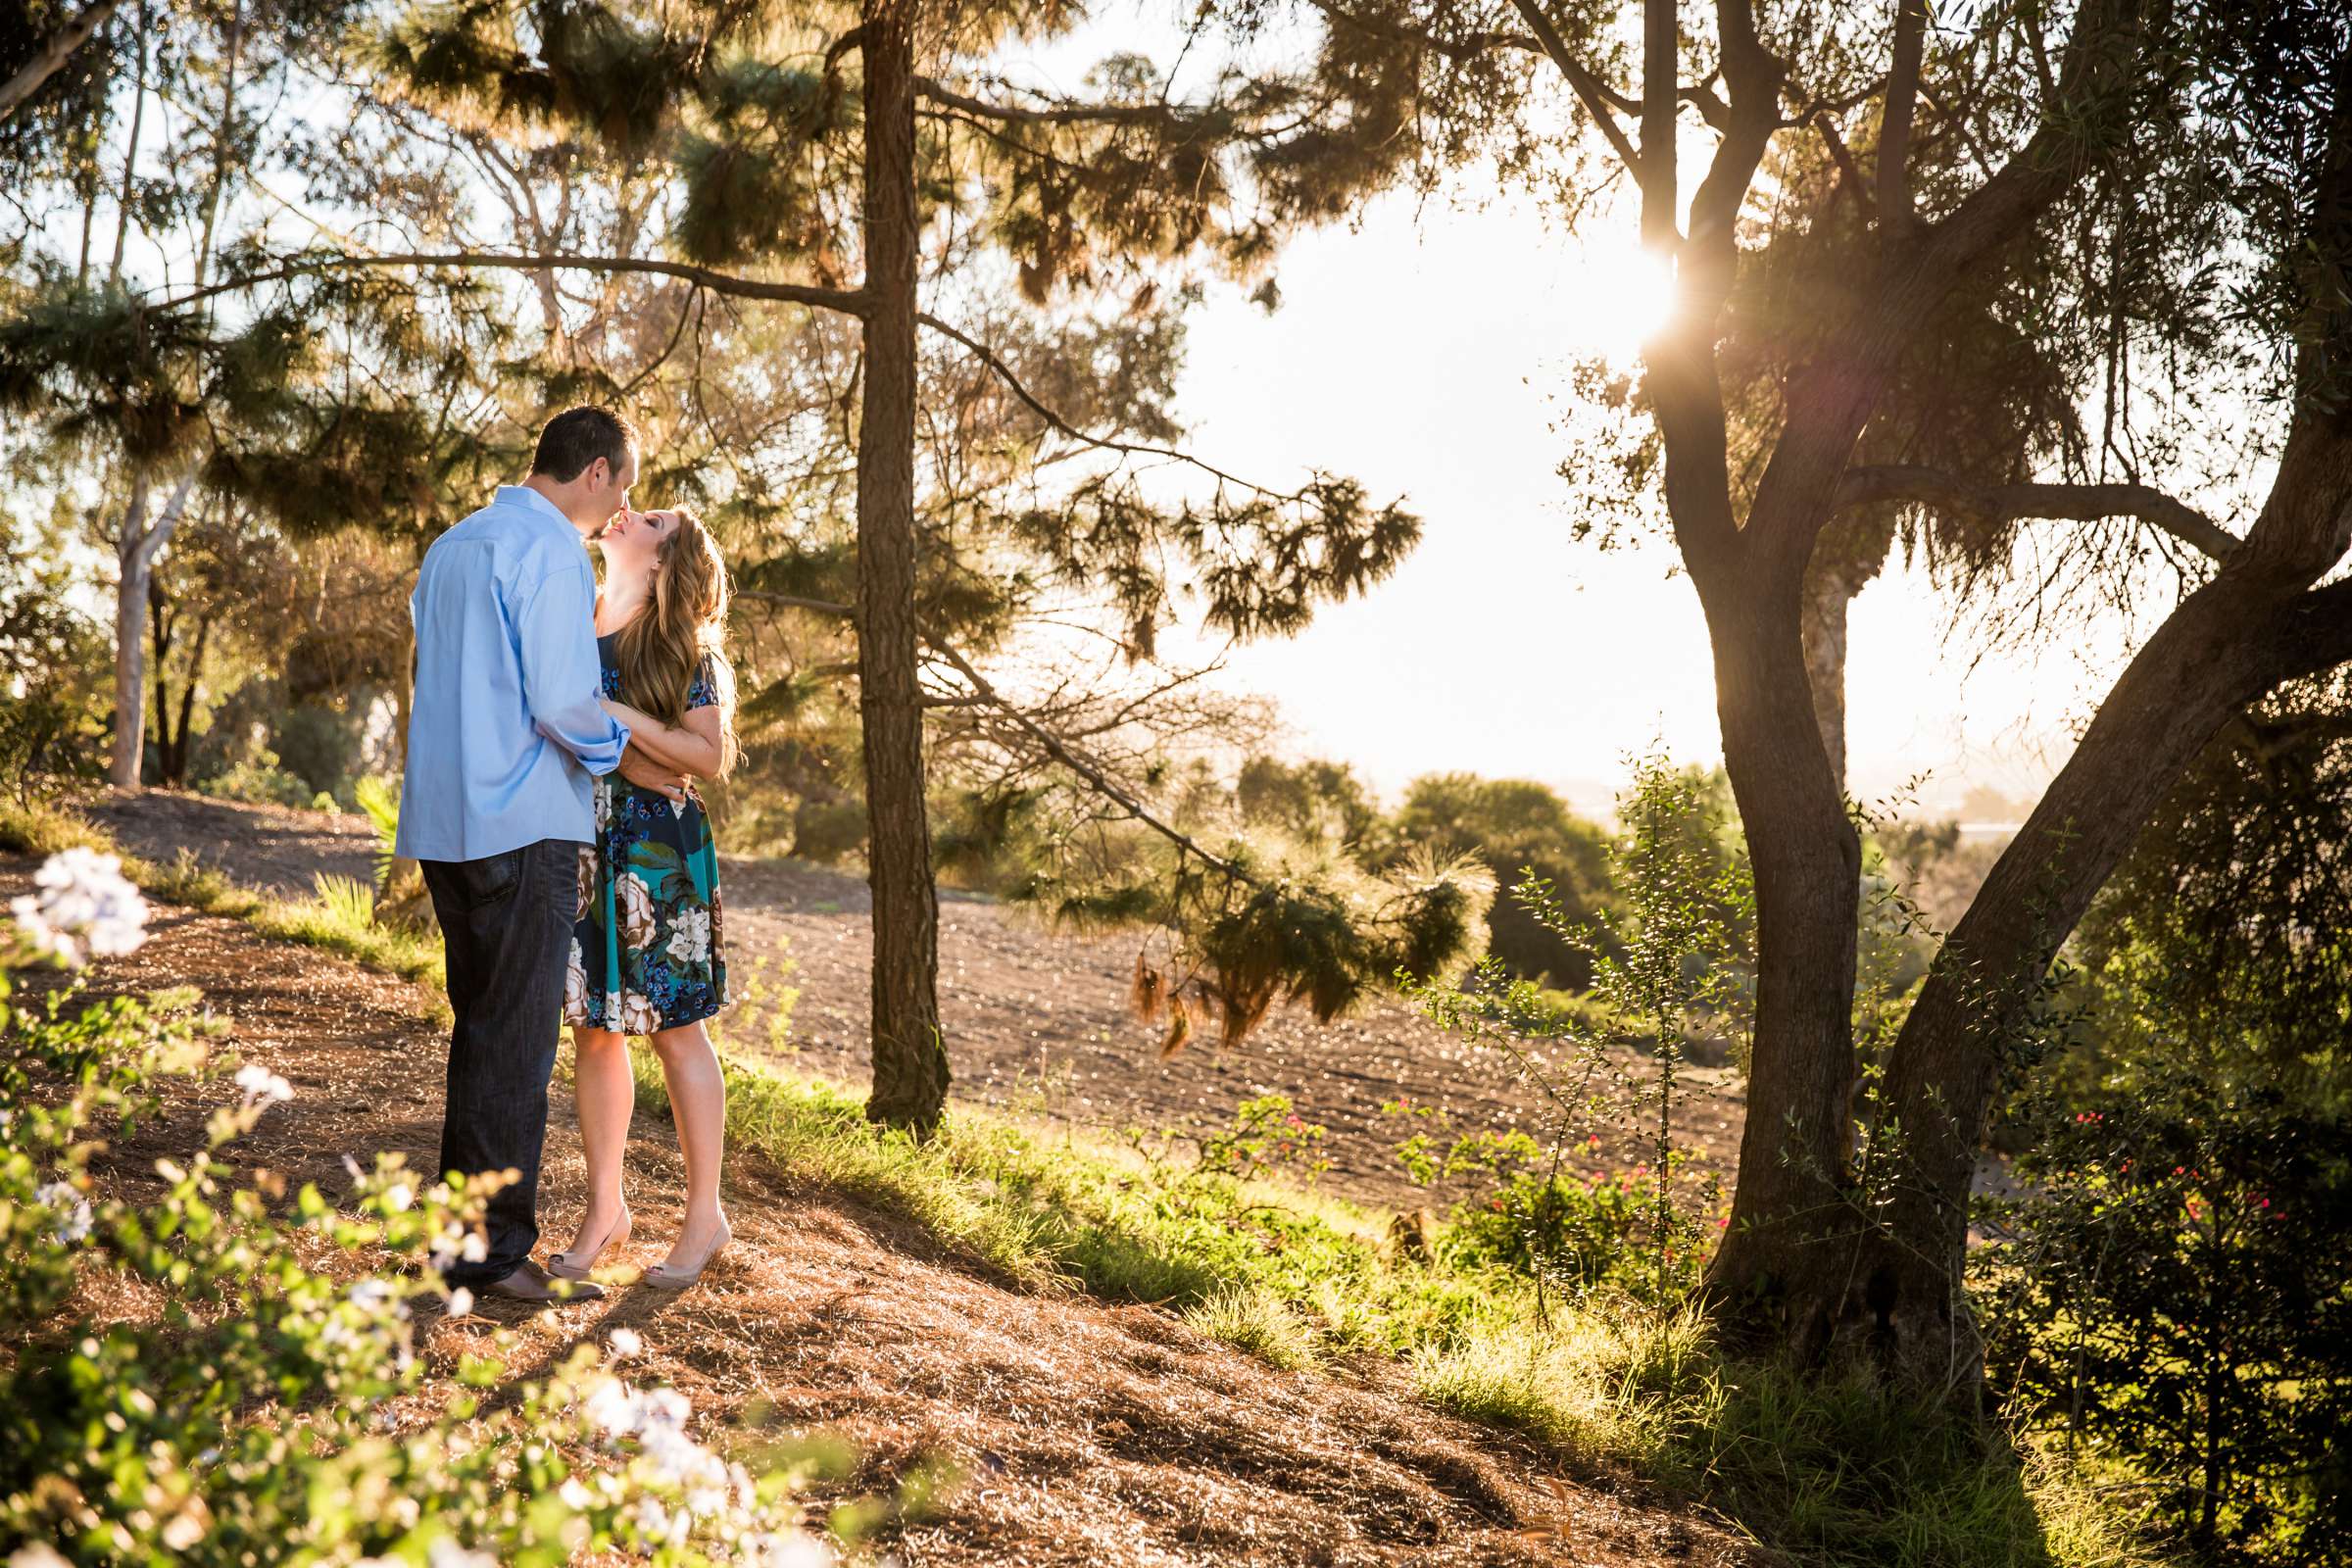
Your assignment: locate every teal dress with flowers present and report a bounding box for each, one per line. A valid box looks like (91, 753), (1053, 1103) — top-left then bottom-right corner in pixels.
(564, 636), (728, 1035)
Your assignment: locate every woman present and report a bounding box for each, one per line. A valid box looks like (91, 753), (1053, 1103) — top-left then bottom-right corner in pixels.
(550, 505), (739, 1291)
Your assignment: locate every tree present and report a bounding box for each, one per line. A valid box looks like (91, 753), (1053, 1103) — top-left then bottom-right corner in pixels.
(345, 0), (1455, 1132)
(0, 0), (122, 126)
(1192, 0), (2352, 1388)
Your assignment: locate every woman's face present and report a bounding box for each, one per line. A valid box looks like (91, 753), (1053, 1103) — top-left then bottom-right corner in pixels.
(597, 508), (680, 583)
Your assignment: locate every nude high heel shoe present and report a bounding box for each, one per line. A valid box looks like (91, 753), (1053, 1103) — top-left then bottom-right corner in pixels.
(548, 1207), (631, 1281)
(640, 1214), (731, 1293)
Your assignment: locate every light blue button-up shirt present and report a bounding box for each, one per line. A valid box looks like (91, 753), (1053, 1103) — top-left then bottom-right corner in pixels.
(395, 485), (629, 862)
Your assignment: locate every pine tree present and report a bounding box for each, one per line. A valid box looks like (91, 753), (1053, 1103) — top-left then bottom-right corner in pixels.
(341, 0), (1468, 1131)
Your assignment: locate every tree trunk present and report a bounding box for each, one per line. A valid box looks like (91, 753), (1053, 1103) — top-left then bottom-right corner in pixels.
(1797, 514), (1897, 795)
(148, 577), (174, 784)
(110, 478), (153, 787)
(1798, 567), (1853, 792)
(855, 0), (950, 1134)
(111, 472), (195, 789)
(1694, 550), (1866, 1362)
(106, 1), (145, 292)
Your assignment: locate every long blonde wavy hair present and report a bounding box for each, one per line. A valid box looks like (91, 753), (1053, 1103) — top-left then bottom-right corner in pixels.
(612, 505), (740, 777)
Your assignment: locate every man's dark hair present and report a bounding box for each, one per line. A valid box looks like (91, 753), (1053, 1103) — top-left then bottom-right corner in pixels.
(530, 406), (635, 483)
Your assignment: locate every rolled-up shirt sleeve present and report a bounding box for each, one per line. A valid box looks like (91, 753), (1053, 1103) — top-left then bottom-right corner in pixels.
(514, 560), (629, 776)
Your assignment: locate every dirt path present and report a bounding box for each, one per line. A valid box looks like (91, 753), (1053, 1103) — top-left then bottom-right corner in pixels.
(7, 857), (1756, 1567)
(84, 791), (1750, 1206)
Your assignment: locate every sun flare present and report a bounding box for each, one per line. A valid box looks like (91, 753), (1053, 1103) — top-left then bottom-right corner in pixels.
(1558, 246), (1678, 365)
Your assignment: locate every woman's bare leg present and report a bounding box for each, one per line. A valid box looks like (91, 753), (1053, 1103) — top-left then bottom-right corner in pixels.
(560, 1025), (634, 1258)
(647, 1019), (728, 1266)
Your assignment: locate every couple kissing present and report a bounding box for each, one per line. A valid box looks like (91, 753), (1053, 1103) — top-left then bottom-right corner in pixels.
(395, 406), (737, 1304)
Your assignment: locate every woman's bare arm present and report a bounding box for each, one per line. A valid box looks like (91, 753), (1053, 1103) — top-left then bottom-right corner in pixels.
(600, 697), (723, 779)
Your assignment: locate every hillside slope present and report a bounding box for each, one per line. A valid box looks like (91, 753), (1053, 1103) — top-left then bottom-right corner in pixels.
(7, 856), (1756, 1567)
(81, 791), (1747, 1205)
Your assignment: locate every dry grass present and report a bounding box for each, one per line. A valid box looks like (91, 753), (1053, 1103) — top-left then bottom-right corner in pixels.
(6, 855), (1757, 1567)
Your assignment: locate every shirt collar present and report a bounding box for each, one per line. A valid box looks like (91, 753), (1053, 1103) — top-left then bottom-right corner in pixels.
(494, 484), (583, 536)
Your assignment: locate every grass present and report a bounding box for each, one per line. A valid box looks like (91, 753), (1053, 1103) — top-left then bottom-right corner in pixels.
(637, 1049), (2171, 1568)
(2, 797), (447, 999)
(6, 791), (2165, 1567)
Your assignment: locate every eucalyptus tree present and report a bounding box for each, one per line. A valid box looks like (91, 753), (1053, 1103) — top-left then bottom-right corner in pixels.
(1189, 0), (2352, 1387)
(0, 0), (122, 125)
(346, 0), (1465, 1132)
(0, 0), (380, 788)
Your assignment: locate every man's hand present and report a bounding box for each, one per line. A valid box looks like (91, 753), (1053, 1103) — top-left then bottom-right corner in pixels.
(616, 742), (686, 802)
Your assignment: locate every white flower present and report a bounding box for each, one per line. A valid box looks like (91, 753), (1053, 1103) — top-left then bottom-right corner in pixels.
(742, 1534), (831, 1568)
(427, 1540), (496, 1568)
(608, 1326), (643, 1359)
(9, 1542), (73, 1568)
(640, 1423), (725, 1492)
(11, 848), (148, 967)
(445, 1288), (474, 1318)
(665, 906), (710, 966)
(234, 1063), (294, 1106)
(584, 1376), (643, 1437)
(615, 870), (657, 949)
(160, 1512), (204, 1550)
(632, 1496), (671, 1544)
(383, 1181), (415, 1213)
(637, 1387), (691, 1432)
(559, 1476), (594, 1511)
(33, 1181), (91, 1244)
(348, 1278), (408, 1321)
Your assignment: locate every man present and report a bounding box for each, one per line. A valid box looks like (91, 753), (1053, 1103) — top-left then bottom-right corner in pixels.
(396, 406), (681, 1302)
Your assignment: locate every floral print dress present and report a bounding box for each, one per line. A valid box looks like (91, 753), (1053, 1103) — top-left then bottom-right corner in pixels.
(564, 636), (727, 1035)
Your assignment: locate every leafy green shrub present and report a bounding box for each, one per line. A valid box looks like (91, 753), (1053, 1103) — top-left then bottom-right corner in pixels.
(1979, 1065), (2351, 1562)
(1394, 1123), (1689, 1298)
(2, 853), (828, 1567)
(195, 751), (317, 809)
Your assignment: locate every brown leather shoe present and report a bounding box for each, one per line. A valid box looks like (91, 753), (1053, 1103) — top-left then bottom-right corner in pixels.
(473, 1259), (605, 1303)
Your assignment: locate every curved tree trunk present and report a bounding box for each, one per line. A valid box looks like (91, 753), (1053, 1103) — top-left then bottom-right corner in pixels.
(855, 0), (950, 1133)
(1694, 547), (1866, 1361)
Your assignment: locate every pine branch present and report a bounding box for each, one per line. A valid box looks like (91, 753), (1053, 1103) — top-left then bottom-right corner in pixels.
(924, 635), (1255, 884)
(1834, 465), (2242, 561)
(913, 74), (1210, 130)
(145, 251), (870, 318)
(0, 0), (122, 123)
(739, 583), (1257, 883)
(915, 310), (1313, 502)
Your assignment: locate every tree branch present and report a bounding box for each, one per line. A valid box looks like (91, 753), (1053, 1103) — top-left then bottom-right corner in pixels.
(145, 251), (870, 318)
(1506, 0), (1644, 179)
(915, 311), (1312, 501)
(914, 74), (1207, 129)
(0, 0), (121, 123)
(923, 636), (1255, 884)
(1877, 0), (1928, 239)
(1834, 465), (2241, 560)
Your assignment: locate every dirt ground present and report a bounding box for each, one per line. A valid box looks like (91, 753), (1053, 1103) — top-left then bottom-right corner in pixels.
(82, 791), (1749, 1208)
(6, 855), (1760, 1567)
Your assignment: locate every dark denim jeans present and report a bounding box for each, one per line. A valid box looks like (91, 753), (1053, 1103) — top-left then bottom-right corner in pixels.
(419, 838), (581, 1285)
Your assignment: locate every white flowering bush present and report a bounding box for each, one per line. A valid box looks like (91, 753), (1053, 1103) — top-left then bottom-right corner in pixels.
(3, 855), (829, 1567)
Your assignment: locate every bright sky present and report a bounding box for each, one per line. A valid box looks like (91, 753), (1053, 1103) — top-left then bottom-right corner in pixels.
(1152, 189), (2138, 819)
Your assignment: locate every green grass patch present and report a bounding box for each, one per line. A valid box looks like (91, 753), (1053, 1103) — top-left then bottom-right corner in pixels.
(3, 799), (445, 998)
(8, 792), (2161, 1567)
(661, 1050), (2167, 1568)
